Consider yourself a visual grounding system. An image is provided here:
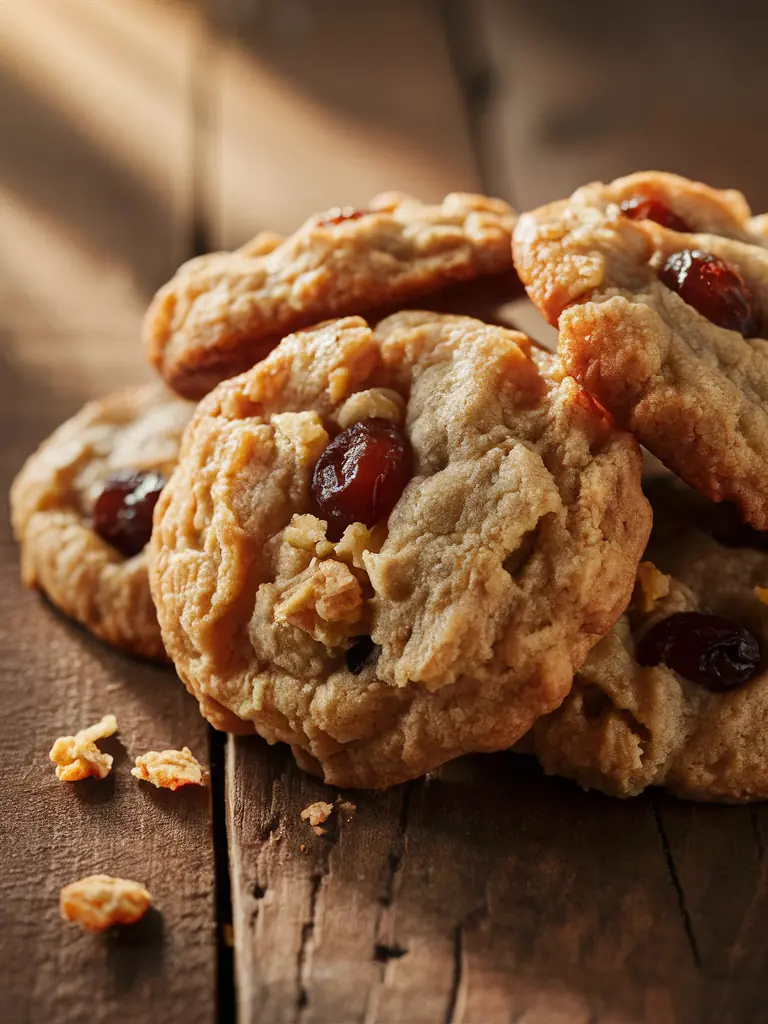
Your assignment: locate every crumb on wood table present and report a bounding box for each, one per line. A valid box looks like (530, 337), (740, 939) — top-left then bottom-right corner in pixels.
(301, 800), (335, 835)
(131, 746), (205, 790)
(300, 797), (357, 836)
(49, 714), (118, 782)
(60, 874), (152, 932)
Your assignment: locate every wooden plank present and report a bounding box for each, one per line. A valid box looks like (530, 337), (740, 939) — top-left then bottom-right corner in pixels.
(228, 744), (718, 1023)
(205, 0), (480, 249)
(0, 3), (218, 1022)
(467, 0), (768, 212)
(1, 339), (218, 1024)
(0, 0), (200, 336)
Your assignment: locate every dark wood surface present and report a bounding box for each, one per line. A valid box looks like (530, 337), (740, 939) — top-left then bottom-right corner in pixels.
(4, 2), (768, 1022)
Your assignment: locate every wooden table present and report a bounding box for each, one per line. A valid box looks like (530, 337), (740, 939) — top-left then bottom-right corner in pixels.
(4, 3), (768, 1022)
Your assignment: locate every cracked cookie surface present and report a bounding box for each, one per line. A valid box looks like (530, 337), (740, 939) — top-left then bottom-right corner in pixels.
(149, 311), (649, 788)
(531, 478), (768, 802)
(11, 384), (193, 660)
(514, 171), (768, 528)
(145, 192), (520, 399)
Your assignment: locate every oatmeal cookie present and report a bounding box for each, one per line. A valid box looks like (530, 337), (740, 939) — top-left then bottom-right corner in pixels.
(513, 171), (768, 528)
(531, 478), (768, 802)
(10, 384), (193, 660)
(145, 192), (521, 399)
(150, 311), (649, 788)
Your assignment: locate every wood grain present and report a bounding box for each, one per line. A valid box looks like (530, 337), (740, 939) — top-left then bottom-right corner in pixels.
(0, 0), (201, 336)
(466, 0), (768, 212)
(0, 4), (218, 1022)
(204, 0), (480, 249)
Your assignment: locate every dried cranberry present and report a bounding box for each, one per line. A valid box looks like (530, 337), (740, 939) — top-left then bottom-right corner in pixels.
(659, 249), (761, 337)
(311, 419), (411, 541)
(620, 196), (690, 232)
(318, 207), (368, 228)
(346, 636), (378, 675)
(92, 470), (167, 558)
(636, 612), (761, 691)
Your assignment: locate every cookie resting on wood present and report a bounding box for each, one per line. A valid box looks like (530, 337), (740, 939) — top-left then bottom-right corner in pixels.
(149, 311), (650, 788)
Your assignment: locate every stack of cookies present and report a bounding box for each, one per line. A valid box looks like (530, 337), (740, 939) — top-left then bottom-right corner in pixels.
(13, 175), (768, 802)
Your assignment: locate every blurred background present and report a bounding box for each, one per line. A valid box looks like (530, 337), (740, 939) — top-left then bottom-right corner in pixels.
(1, 0), (767, 386)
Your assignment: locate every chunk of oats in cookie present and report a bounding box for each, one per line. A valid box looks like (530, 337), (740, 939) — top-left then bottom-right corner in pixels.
(334, 522), (386, 572)
(60, 874), (151, 931)
(301, 800), (335, 836)
(131, 746), (205, 791)
(274, 559), (363, 646)
(633, 561), (672, 614)
(49, 714), (118, 782)
(335, 388), (405, 429)
(283, 514), (334, 561)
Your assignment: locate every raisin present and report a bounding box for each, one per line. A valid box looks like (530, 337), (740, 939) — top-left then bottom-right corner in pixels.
(620, 196), (690, 232)
(311, 419), (411, 541)
(659, 249), (761, 337)
(346, 636), (378, 675)
(92, 470), (167, 558)
(636, 611), (761, 691)
(318, 207), (368, 228)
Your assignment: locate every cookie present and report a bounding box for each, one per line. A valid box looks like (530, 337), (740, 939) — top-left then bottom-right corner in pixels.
(149, 311), (650, 788)
(513, 171), (768, 528)
(145, 192), (521, 399)
(531, 478), (768, 803)
(11, 384), (193, 660)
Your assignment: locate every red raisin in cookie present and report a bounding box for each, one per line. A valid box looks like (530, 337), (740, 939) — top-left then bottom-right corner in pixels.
(149, 311), (650, 788)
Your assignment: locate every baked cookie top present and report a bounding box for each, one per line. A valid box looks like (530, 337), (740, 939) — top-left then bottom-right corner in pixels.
(11, 384), (193, 661)
(532, 478), (768, 803)
(144, 192), (520, 399)
(149, 311), (650, 788)
(513, 171), (768, 528)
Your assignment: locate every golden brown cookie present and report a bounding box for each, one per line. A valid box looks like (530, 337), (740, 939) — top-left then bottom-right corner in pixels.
(149, 311), (650, 788)
(11, 384), (193, 660)
(531, 478), (768, 803)
(145, 192), (521, 399)
(513, 171), (768, 528)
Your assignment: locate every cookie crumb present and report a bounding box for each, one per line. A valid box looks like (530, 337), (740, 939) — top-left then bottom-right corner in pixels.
(60, 874), (151, 932)
(301, 800), (335, 836)
(49, 714), (118, 782)
(634, 561), (672, 614)
(300, 843), (307, 853)
(131, 746), (205, 790)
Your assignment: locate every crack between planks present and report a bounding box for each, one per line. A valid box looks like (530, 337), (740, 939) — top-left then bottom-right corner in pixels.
(209, 728), (236, 1024)
(749, 805), (765, 860)
(651, 798), (702, 972)
(296, 870), (325, 1019)
(361, 781), (417, 1024)
(443, 921), (464, 1024)
(438, 0), (518, 208)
